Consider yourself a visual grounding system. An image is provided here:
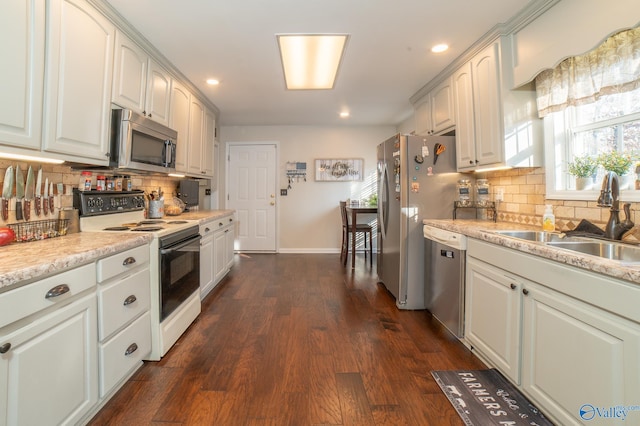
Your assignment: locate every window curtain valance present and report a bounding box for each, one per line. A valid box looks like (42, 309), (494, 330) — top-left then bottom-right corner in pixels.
(535, 27), (640, 118)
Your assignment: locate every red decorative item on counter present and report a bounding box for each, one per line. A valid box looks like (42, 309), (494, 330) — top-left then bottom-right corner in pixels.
(0, 227), (16, 245)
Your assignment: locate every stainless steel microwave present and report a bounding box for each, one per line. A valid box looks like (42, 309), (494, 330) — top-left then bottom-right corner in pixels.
(110, 109), (177, 174)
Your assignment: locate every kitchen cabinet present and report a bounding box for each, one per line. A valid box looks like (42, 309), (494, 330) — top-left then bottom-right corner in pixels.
(414, 77), (455, 136)
(43, 0), (115, 164)
(452, 37), (543, 171)
(464, 257), (521, 384)
(187, 97), (215, 178)
(112, 30), (171, 126)
(0, 263), (98, 426)
(169, 79), (191, 174)
(466, 238), (640, 425)
(200, 222), (215, 299)
(0, 0), (45, 151)
(96, 245), (151, 398)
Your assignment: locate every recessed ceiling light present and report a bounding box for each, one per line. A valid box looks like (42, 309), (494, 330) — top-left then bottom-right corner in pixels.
(277, 34), (349, 90)
(206, 79), (220, 85)
(339, 111), (350, 118)
(431, 44), (449, 53)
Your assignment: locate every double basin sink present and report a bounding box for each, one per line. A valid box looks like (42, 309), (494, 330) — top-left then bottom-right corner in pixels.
(492, 230), (640, 263)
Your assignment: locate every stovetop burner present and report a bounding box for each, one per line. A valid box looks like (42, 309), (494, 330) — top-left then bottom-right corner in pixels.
(131, 226), (165, 232)
(103, 226), (131, 231)
(167, 220), (188, 224)
(138, 220), (166, 225)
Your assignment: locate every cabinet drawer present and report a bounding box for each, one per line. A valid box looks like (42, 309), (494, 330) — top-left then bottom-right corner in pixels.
(98, 267), (150, 340)
(0, 263), (96, 329)
(97, 245), (149, 283)
(99, 311), (151, 397)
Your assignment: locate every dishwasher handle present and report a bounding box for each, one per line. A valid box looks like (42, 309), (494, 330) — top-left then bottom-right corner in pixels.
(423, 226), (467, 250)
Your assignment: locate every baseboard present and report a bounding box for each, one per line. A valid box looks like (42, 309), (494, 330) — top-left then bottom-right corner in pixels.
(277, 248), (378, 254)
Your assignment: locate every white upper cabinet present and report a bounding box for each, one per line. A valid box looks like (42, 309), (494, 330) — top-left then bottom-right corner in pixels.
(112, 31), (171, 126)
(0, 0), (45, 151)
(203, 108), (216, 177)
(187, 96), (205, 176)
(413, 76), (455, 136)
(169, 80), (191, 174)
(452, 37), (543, 172)
(43, 0), (115, 164)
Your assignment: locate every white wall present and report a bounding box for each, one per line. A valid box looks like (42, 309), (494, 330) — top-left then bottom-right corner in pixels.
(219, 125), (395, 252)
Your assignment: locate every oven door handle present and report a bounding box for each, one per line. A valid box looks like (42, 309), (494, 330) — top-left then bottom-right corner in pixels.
(160, 235), (202, 254)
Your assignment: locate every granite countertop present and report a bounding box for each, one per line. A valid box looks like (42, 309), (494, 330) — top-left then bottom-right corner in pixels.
(0, 209), (235, 292)
(423, 219), (640, 284)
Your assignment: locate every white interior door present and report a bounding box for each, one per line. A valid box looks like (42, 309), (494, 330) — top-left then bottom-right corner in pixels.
(227, 143), (277, 252)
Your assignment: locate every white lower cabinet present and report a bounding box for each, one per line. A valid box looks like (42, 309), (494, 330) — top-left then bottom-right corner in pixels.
(464, 257), (521, 384)
(200, 215), (235, 300)
(0, 265), (98, 426)
(466, 238), (640, 425)
(96, 245), (151, 398)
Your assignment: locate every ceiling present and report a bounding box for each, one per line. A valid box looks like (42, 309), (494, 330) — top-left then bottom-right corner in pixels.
(105, 0), (532, 127)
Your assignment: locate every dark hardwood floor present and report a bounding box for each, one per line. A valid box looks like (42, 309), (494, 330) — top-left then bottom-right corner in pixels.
(89, 253), (484, 425)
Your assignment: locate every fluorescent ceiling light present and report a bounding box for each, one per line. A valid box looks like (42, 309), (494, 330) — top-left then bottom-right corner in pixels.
(277, 34), (349, 90)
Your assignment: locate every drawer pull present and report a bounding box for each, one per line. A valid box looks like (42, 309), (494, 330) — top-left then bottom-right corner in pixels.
(0, 343), (11, 354)
(510, 283), (516, 290)
(124, 343), (138, 356)
(218, 222), (223, 227)
(205, 227), (211, 232)
(123, 295), (137, 306)
(122, 257), (136, 266)
(522, 288), (530, 295)
(45, 284), (70, 299)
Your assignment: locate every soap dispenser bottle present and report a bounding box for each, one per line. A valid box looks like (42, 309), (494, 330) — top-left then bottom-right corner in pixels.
(542, 204), (555, 231)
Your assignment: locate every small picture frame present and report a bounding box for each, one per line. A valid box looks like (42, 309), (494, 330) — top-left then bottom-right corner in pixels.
(315, 158), (364, 181)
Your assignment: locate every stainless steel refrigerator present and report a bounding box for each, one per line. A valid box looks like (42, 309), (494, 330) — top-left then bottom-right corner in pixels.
(377, 133), (461, 310)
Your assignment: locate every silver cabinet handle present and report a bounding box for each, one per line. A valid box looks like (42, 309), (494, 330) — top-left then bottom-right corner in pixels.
(0, 343), (11, 354)
(122, 257), (136, 266)
(123, 295), (137, 306)
(124, 343), (138, 356)
(45, 284), (70, 299)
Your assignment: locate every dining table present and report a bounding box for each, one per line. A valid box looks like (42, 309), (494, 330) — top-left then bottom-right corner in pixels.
(345, 204), (378, 268)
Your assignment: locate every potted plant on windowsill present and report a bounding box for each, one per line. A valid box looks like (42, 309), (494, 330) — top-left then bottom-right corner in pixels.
(568, 155), (597, 190)
(598, 151), (635, 189)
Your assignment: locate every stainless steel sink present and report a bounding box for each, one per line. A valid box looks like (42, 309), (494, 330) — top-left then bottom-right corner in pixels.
(492, 230), (566, 242)
(546, 241), (640, 262)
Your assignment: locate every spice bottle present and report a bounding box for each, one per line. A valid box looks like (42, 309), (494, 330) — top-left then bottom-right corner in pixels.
(96, 175), (106, 191)
(114, 175), (123, 191)
(123, 175), (132, 191)
(79, 171), (92, 191)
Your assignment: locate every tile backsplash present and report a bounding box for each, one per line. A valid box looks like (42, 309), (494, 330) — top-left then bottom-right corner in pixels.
(485, 167), (640, 241)
(0, 160), (197, 223)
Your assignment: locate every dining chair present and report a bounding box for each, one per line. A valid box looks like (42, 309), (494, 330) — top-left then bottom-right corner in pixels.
(340, 201), (373, 266)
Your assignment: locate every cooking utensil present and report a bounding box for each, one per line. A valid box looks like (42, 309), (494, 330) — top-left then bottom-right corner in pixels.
(49, 181), (54, 214)
(34, 167), (42, 217)
(43, 178), (49, 215)
(2, 166), (13, 221)
(433, 143), (446, 165)
(24, 166), (35, 221)
(15, 165), (24, 221)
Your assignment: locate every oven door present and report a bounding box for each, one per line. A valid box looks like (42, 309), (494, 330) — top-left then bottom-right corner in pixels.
(160, 234), (201, 321)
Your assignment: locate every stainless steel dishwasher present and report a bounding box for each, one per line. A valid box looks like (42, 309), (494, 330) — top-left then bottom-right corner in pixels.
(423, 225), (467, 338)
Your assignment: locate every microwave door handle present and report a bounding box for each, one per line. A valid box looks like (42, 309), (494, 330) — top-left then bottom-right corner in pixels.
(163, 140), (172, 166)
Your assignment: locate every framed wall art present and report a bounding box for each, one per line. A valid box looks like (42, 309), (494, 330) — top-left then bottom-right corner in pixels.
(315, 158), (364, 181)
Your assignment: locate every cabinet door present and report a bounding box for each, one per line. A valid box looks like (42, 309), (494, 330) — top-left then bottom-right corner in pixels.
(522, 282), (640, 426)
(0, 0), (44, 150)
(414, 95), (432, 136)
(452, 62), (476, 170)
(0, 292), (98, 425)
(203, 108), (216, 177)
(224, 222), (235, 270)
(112, 30), (147, 113)
(471, 42), (502, 167)
(187, 97), (205, 175)
(465, 257), (521, 383)
(430, 77), (455, 134)
(169, 80), (191, 173)
(200, 232), (214, 299)
(145, 59), (171, 126)
(44, 0), (114, 164)
(213, 227), (227, 284)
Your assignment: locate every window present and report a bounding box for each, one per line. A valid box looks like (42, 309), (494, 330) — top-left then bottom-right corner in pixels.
(540, 27), (640, 200)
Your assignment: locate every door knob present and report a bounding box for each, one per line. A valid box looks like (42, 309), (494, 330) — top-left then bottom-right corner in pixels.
(270, 201), (275, 206)
(271, 194), (275, 198)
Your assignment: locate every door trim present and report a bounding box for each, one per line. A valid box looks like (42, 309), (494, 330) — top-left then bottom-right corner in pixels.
(225, 141), (279, 252)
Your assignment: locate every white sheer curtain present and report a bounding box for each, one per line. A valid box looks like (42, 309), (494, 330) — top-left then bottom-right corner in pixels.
(535, 27), (640, 118)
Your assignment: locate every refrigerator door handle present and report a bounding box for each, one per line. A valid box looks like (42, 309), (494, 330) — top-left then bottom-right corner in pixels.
(379, 163), (389, 240)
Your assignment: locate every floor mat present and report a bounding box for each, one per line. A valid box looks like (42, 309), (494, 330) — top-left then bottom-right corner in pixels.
(431, 369), (554, 426)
